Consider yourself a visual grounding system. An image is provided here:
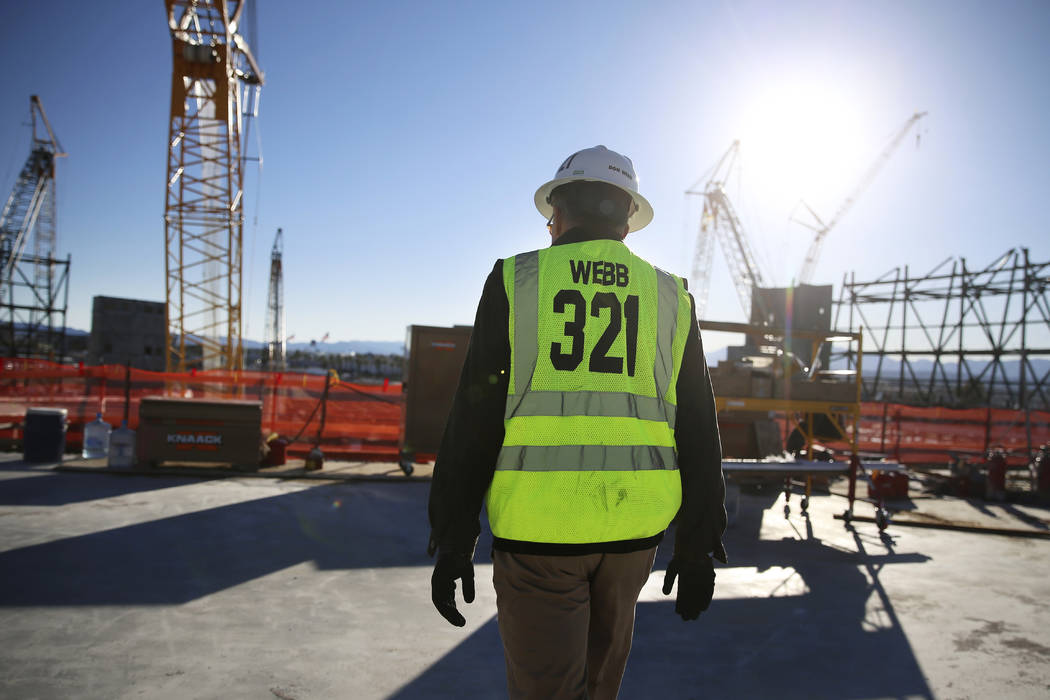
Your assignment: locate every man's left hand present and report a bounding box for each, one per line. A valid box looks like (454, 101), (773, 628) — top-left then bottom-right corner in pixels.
(661, 555), (715, 621)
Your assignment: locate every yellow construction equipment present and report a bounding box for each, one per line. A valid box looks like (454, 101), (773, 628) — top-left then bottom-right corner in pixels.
(163, 0), (263, 371)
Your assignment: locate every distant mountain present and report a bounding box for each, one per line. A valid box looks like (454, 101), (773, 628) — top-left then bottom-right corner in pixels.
(286, 340), (405, 355)
(709, 343), (1049, 383)
(6, 323), (89, 337)
(851, 356), (1050, 382)
(704, 346), (728, 366)
(48, 328), (405, 356)
(242, 338), (404, 355)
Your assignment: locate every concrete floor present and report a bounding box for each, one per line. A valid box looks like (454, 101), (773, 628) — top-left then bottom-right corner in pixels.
(1, 455), (1049, 699)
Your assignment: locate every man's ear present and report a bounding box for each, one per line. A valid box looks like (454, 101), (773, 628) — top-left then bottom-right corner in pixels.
(548, 206), (561, 243)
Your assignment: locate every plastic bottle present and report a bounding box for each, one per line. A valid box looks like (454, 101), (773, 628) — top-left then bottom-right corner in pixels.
(108, 420), (136, 469)
(82, 412), (111, 459)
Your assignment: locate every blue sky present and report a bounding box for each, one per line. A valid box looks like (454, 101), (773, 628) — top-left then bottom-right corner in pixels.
(1, 1), (1047, 352)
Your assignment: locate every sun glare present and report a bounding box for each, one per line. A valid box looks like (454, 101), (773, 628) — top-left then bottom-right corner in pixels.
(736, 80), (869, 208)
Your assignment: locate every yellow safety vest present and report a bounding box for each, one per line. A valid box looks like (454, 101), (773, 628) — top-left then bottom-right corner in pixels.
(486, 238), (692, 543)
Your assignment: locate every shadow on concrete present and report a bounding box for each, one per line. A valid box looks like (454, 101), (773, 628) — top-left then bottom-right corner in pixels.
(0, 459), (52, 473)
(0, 473), (934, 698)
(0, 477), (493, 606)
(0, 472), (210, 506)
(391, 491), (934, 700)
(882, 496), (919, 512)
(643, 505), (930, 698)
(621, 592), (932, 699)
(388, 616), (507, 700)
(965, 497), (999, 519)
(1001, 503), (1050, 530)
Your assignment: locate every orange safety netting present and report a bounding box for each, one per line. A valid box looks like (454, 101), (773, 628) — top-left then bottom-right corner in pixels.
(854, 402), (1050, 465)
(809, 402), (1050, 466)
(0, 358), (404, 461)
(4, 359), (1049, 467)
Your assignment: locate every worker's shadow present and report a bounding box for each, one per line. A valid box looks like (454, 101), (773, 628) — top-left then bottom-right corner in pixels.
(390, 616), (507, 700)
(630, 487), (931, 698)
(621, 524), (932, 700)
(392, 492), (934, 700)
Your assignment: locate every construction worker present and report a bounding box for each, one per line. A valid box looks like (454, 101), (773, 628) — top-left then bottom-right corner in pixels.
(428, 145), (727, 699)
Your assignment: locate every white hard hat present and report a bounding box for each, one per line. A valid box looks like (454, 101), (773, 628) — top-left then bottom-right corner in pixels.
(534, 145), (654, 232)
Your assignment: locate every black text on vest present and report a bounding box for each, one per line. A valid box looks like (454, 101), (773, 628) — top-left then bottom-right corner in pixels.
(569, 260), (629, 287)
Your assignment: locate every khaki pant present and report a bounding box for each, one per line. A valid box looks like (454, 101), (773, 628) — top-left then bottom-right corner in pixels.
(492, 547), (658, 700)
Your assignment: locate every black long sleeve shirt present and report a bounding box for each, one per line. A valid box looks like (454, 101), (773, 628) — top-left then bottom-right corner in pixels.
(427, 226), (727, 563)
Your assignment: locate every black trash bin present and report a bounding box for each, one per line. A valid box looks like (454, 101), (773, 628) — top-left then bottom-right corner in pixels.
(23, 408), (68, 463)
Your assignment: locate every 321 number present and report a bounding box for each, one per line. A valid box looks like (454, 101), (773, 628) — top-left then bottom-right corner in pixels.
(550, 290), (639, 376)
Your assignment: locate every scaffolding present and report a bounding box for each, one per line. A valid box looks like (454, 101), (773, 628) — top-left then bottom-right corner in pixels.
(833, 248), (1050, 413)
(0, 96), (70, 361)
(700, 319), (881, 523)
(163, 0), (263, 371)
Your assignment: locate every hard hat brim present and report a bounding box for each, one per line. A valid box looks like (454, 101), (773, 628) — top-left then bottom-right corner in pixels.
(534, 177), (654, 233)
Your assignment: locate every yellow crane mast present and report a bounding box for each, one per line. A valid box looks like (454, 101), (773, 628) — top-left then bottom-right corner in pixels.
(163, 0), (263, 371)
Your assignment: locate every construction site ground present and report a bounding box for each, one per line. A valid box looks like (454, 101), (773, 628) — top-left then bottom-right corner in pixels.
(55, 455), (436, 483)
(1, 452), (1049, 699)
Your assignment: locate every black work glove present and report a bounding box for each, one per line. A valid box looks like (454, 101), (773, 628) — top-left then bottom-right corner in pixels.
(662, 555), (715, 621)
(431, 552), (475, 627)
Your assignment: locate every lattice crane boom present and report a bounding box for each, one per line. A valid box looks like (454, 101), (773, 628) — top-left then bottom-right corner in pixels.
(1, 97), (66, 284)
(706, 187), (768, 317)
(796, 110), (927, 285)
(687, 140), (769, 320)
(164, 0), (263, 372)
(0, 96), (70, 359)
(689, 208), (715, 319)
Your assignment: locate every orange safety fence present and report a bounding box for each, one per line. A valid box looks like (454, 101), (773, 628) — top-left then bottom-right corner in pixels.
(5, 359), (1050, 468)
(0, 358), (404, 461)
(797, 402), (1050, 466)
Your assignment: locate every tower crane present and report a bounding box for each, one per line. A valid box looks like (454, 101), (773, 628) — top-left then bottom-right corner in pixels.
(0, 96), (70, 359)
(794, 111), (927, 285)
(163, 0), (263, 371)
(687, 140), (771, 322)
(262, 227), (284, 371)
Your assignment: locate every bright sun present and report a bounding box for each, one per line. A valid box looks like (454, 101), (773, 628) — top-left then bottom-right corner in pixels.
(736, 79), (870, 208)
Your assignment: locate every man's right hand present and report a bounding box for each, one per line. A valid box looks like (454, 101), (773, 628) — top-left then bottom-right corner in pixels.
(431, 552), (475, 627)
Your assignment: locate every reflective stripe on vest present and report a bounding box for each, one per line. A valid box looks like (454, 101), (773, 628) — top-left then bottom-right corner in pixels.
(654, 267), (683, 402)
(508, 251), (539, 398)
(496, 444), (678, 471)
(505, 390), (677, 426)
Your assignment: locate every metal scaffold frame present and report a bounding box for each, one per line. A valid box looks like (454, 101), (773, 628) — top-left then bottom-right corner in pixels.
(833, 247), (1050, 411)
(0, 96), (70, 361)
(164, 0), (262, 371)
